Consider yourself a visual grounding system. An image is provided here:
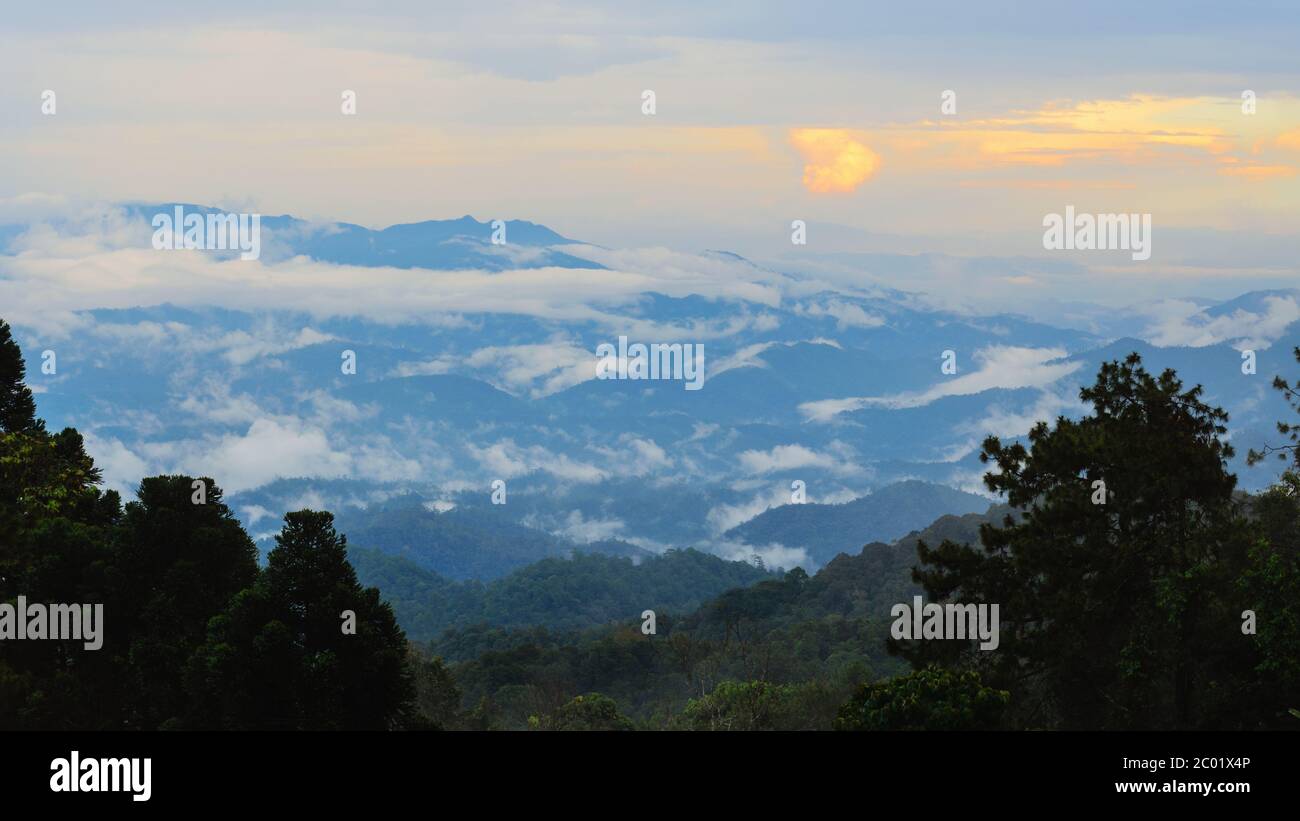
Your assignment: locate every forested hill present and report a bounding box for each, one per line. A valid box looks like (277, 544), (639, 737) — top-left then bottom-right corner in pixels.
(349, 547), (772, 642)
(723, 480), (992, 567)
(353, 500), (1008, 649)
(681, 503), (1010, 639)
(421, 503), (1012, 728)
(335, 499), (651, 581)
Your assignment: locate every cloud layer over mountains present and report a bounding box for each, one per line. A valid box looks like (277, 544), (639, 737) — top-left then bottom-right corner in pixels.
(4, 204), (1297, 570)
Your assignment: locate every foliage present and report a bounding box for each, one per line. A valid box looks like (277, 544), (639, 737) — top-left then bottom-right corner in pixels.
(678, 679), (841, 731)
(440, 560), (915, 729)
(904, 354), (1281, 729)
(835, 666), (1009, 730)
(6, 322), (1300, 733)
(0, 319), (41, 435)
(529, 692), (634, 731)
(184, 510), (414, 729)
(0, 324), (417, 730)
(349, 546), (771, 643)
(409, 650), (463, 730)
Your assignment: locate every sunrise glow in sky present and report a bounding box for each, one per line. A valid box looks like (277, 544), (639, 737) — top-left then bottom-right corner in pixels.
(2, 1), (1298, 303)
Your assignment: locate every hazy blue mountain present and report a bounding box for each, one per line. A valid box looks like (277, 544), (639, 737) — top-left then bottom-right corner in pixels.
(10, 204), (1300, 578)
(724, 480), (993, 566)
(335, 498), (653, 580)
(113, 203), (604, 270)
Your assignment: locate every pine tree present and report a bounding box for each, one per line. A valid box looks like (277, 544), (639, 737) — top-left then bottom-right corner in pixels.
(903, 354), (1254, 729)
(187, 510), (415, 729)
(0, 320), (41, 434)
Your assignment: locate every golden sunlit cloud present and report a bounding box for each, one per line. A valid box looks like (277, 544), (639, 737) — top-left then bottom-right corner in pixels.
(1277, 128), (1300, 151)
(1219, 164), (1297, 179)
(958, 179), (1137, 190)
(789, 129), (880, 193)
(884, 95), (1282, 172)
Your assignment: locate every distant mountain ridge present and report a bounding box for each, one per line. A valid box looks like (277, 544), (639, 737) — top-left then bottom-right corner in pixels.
(349, 546), (771, 643)
(110, 203), (607, 271)
(9, 203), (1300, 575)
(335, 497), (651, 581)
(725, 480), (992, 566)
(425, 500), (1012, 727)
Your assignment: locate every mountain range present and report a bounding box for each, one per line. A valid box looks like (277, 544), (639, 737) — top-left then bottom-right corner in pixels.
(6, 204), (1299, 577)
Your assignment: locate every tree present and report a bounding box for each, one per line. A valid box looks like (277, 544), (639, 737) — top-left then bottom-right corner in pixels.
(835, 667), (1008, 730)
(678, 680), (803, 730)
(409, 649), (463, 729)
(0, 326), (120, 728)
(530, 692), (634, 731)
(1247, 345), (1300, 470)
(115, 475), (260, 728)
(0, 321), (419, 730)
(1235, 528), (1300, 724)
(0, 320), (40, 434)
(186, 510), (415, 729)
(1240, 359), (1300, 725)
(904, 354), (1254, 729)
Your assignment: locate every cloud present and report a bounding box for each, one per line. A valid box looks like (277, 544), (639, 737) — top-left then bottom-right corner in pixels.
(709, 337), (848, 377)
(81, 433), (151, 496)
(685, 422), (720, 442)
(241, 504), (274, 526)
(957, 388), (1089, 441)
(888, 95), (1241, 171)
(473, 440), (531, 479)
(0, 214), (801, 340)
(21, 317), (337, 384)
(463, 342), (596, 397)
(3, 19), (1300, 255)
(393, 357), (457, 377)
(1218, 164), (1297, 179)
(177, 386), (267, 426)
(705, 471), (864, 539)
(1277, 128), (1300, 151)
(706, 485), (794, 535)
(596, 435), (673, 476)
(174, 380), (375, 431)
(739, 444), (836, 474)
(790, 129), (881, 193)
(794, 299), (886, 329)
(182, 419), (353, 491)
(306, 391), (377, 425)
(708, 341), (780, 377)
(709, 539), (811, 573)
(554, 510), (626, 543)
(1140, 295), (1300, 350)
(85, 412), (424, 494)
(800, 345), (1082, 420)
(214, 326), (335, 366)
(470, 438), (607, 483)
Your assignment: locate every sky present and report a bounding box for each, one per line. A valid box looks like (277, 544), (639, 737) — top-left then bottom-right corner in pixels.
(3, 2), (1299, 545)
(2, 0), (1299, 306)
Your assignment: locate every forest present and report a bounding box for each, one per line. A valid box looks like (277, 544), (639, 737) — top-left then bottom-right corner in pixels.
(1, 317), (1297, 731)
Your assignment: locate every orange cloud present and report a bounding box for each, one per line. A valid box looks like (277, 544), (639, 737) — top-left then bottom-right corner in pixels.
(958, 179), (1137, 190)
(887, 95), (1245, 172)
(790, 129), (880, 193)
(1219, 164), (1297, 179)
(1278, 128), (1300, 151)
